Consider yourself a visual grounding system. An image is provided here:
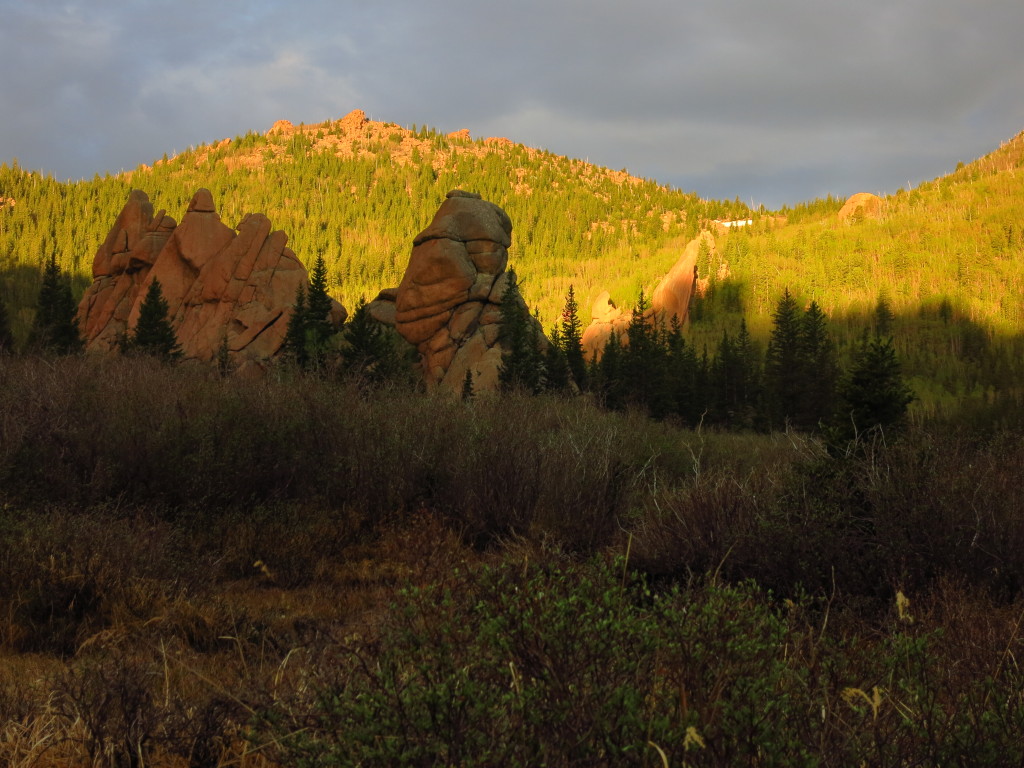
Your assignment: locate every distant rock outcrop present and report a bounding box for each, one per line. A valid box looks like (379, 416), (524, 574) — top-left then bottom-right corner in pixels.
(651, 230), (712, 328)
(370, 190), (544, 393)
(582, 231), (715, 360)
(77, 189), (345, 365)
(838, 192), (882, 222)
(581, 291), (628, 360)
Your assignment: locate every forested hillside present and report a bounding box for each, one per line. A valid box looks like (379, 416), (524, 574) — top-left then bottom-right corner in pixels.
(3, 113), (1024, 416)
(688, 131), (1024, 418)
(0, 110), (747, 341)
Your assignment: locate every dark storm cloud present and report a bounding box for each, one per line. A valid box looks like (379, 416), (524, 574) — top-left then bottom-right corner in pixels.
(2, 0), (1022, 207)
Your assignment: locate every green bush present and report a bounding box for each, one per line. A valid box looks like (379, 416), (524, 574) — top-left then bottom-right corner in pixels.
(260, 559), (1024, 767)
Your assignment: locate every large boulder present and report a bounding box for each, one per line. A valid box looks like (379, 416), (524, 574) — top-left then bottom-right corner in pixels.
(378, 190), (542, 393)
(77, 189), (345, 363)
(838, 192), (882, 222)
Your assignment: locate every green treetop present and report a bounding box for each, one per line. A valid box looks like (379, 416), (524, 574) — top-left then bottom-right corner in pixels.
(28, 255), (82, 355)
(559, 284), (586, 390)
(836, 333), (915, 441)
(125, 278), (182, 361)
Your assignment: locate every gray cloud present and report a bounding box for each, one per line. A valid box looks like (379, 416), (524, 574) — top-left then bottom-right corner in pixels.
(1, 0), (1022, 207)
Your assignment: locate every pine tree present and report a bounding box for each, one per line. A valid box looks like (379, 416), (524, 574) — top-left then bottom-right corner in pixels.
(735, 319), (762, 424)
(596, 331), (627, 410)
(461, 368), (475, 401)
(711, 320), (761, 428)
(836, 333), (915, 441)
(798, 301), (839, 429)
(283, 284), (309, 369)
(339, 296), (401, 386)
(559, 284), (586, 390)
(28, 255), (82, 354)
(873, 294), (895, 337)
(126, 278), (182, 361)
(762, 289), (804, 429)
(305, 254), (336, 369)
(666, 316), (697, 424)
(216, 334), (233, 376)
(544, 324), (571, 392)
(0, 291), (14, 354)
(497, 271), (542, 393)
(622, 290), (671, 416)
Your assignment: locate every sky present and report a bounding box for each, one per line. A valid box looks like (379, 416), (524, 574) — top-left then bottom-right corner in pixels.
(2, 0), (1023, 210)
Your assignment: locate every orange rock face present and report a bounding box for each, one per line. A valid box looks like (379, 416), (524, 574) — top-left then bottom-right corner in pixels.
(372, 190), (542, 393)
(77, 189), (345, 364)
(838, 192), (882, 222)
(339, 109), (368, 132)
(651, 230), (711, 325)
(581, 291), (628, 361)
(582, 231), (715, 360)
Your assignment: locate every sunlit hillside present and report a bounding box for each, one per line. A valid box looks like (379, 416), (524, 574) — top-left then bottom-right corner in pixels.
(687, 131), (1024, 416)
(0, 110), (748, 339)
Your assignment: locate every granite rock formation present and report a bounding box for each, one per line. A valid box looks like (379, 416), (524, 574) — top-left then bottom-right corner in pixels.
(77, 189), (345, 364)
(582, 231), (715, 360)
(580, 291), (627, 360)
(838, 192), (882, 222)
(369, 190), (544, 393)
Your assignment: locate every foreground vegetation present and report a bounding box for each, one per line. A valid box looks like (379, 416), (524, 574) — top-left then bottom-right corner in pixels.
(1, 356), (1023, 766)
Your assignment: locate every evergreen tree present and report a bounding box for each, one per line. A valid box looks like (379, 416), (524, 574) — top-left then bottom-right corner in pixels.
(305, 254), (336, 369)
(735, 318), (762, 424)
(339, 296), (405, 386)
(836, 334), (915, 441)
(284, 284), (309, 369)
(497, 271), (542, 393)
(125, 278), (182, 361)
(798, 301), (839, 429)
(216, 334), (233, 376)
(461, 368), (475, 401)
(0, 291), (14, 354)
(762, 289), (804, 429)
(873, 294), (895, 337)
(622, 290), (671, 417)
(28, 255), (82, 354)
(710, 331), (739, 425)
(559, 284), (586, 390)
(544, 324), (572, 392)
(596, 330), (626, 410)
(711, 321), (760, 428)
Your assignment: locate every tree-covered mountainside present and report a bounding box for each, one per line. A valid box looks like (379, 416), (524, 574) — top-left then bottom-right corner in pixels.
(0, 111), (748, 342)
(2, 112), (1023, 415)
(687, 131), (1024, 418)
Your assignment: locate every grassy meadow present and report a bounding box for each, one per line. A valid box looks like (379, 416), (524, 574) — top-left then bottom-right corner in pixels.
(1, 356), (1023, 766)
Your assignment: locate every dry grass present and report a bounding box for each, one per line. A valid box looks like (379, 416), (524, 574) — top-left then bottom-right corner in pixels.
(2, 357), (1024, 765)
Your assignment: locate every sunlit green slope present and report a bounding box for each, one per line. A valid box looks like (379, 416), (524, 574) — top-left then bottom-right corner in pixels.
(0, 114), (748, 340)
(691, 131), (1024, 414)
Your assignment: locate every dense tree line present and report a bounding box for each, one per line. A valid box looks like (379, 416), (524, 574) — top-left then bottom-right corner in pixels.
(526, 287), (914, 439)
